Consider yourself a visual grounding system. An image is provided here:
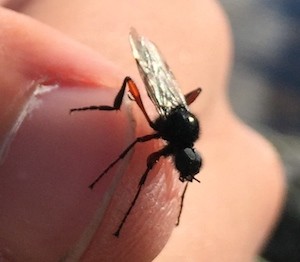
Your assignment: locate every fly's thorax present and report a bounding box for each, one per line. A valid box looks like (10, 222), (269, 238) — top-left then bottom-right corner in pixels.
(154, 106), (199, 146)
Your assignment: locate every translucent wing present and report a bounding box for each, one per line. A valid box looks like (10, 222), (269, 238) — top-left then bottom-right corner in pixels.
(129, 28), (188, 118)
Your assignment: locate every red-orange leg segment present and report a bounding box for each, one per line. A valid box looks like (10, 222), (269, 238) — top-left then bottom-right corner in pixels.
(184, 87), (202, 105)
(126, 77), (154, 126)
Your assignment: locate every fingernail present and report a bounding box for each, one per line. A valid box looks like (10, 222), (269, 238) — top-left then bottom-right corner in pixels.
(0, 82), (134, 260)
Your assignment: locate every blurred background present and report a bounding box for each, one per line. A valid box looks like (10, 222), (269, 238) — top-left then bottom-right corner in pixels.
(220, 1), (300, 261)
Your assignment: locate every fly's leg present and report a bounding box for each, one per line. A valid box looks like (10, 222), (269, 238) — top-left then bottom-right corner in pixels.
(184, 87), (202, 105)
(125, 77), (154, 127)
(70, 77), (131, 113)
(69, 77), (155, 127)
(89, 133), (160, 189)
(113, 147), (170, 237)
(176, 182), (189, 226)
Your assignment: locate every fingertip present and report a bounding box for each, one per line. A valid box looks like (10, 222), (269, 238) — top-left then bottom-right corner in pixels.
(0, 9), (184, 260)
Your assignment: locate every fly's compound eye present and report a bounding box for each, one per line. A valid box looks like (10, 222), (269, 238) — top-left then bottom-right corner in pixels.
(175, 148), (202, 182)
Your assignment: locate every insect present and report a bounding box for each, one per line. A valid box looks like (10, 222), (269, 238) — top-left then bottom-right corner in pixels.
(70, 28), (202, 237)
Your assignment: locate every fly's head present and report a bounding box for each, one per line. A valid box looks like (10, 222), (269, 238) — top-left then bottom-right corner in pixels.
(175, 147), (202, 182)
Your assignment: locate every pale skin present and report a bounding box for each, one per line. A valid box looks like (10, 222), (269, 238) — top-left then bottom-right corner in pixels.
(0, 0), (285, 261)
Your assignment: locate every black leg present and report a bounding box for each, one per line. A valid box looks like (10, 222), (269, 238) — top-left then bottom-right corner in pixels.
(69, 77), (132, 113)
(113, 167), (151, 237)
(113, 148), (169, 237)
(89, 133), (160, 189)
(176, 182), (189, 226)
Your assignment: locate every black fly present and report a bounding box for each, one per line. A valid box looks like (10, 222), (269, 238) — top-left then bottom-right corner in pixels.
(70, 28), (202, 237)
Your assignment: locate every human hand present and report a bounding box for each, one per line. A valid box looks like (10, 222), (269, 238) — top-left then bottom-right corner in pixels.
(0, 1), (285, 261)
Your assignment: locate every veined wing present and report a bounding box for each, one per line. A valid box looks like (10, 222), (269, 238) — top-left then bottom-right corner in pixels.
(129, 28), (187, 117)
